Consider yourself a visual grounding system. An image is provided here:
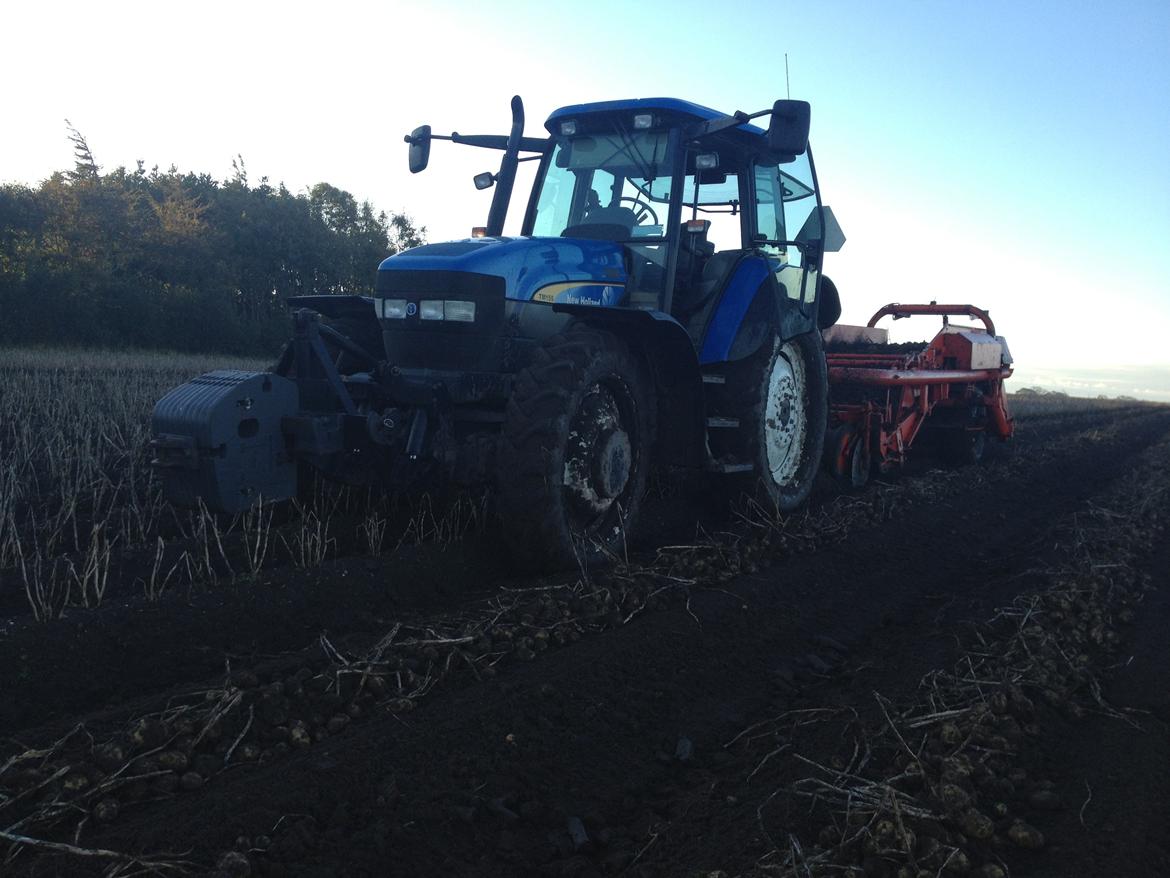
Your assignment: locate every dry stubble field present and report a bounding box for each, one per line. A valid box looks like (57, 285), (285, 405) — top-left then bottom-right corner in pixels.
(1, 347), (1168, 878)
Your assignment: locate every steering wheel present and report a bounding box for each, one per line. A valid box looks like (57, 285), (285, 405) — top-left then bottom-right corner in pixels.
(618, 196), (659, 226)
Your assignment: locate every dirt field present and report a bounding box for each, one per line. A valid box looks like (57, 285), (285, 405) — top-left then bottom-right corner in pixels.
(2, 379), (1168, 877)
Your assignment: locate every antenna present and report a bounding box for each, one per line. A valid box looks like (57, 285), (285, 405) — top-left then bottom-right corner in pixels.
(785, 53), (791, 99)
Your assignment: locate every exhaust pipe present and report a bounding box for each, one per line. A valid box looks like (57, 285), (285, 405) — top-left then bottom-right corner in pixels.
(485, 95), (525, 237)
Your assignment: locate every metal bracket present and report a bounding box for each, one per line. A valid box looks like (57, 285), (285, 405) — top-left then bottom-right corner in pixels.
(292, 310), (358, 416)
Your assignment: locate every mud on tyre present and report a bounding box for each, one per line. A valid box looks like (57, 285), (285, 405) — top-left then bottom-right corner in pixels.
(497, 326), (653, 570)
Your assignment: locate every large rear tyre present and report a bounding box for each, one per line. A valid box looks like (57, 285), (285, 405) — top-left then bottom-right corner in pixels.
(727, 330), (828, 511)
(497, 327), (653, 571)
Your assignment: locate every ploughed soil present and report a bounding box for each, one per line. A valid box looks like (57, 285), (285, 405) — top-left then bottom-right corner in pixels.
(4, 402), (1170, 877)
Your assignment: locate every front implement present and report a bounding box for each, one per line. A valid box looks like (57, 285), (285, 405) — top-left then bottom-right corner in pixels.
(823, 304), (1014, 486)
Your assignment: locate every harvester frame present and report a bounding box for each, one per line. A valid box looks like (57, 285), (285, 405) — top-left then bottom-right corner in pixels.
(823, 303), (1014, 486)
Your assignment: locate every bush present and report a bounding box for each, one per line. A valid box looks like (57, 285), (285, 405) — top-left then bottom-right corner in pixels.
(0, 136), (424, 357)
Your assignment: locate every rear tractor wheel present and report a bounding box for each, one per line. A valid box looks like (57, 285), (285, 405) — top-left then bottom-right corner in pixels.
(497, 327), (653, 570)
(725, 330), (828, 511)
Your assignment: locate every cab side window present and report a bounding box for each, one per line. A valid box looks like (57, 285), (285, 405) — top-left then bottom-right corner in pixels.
(679, 171), (743, 252)
(753, 164), (784, 246)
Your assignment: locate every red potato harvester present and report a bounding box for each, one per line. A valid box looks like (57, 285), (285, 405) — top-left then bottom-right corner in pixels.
(822, 303), (1014, 487)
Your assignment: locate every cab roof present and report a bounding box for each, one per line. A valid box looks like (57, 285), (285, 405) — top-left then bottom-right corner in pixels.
(545, 97), (768, 139)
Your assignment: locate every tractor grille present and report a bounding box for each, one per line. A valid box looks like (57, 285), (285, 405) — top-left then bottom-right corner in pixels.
(375, 269), (509, 372)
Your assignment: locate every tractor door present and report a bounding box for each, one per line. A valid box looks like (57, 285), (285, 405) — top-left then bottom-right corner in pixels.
(751, 154), (822, 332)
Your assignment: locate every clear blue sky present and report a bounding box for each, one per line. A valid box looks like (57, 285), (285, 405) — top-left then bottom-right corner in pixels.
(5, 0), (1169, 398)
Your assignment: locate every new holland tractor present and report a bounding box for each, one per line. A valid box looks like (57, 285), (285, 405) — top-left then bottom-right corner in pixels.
(152, 95), (846, 569)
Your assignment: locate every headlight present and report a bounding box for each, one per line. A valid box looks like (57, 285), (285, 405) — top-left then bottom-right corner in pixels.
(413, 299), (477, 322)
(443, 300), (476, 322)
(379, 298), (408, 319)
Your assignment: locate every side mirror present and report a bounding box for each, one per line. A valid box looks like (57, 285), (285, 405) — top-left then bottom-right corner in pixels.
(406, 125), (432, 174)
(473, 171), (495, 191)
(767, 100), (810, 156)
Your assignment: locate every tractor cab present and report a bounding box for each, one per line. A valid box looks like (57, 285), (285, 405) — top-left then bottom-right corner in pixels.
(399, 97), (844, 363)
(528, 98), (833, 346)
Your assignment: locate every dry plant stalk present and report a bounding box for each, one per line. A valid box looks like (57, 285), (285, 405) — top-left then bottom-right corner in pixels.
(239, 501), (274, 576)
(13, 531), (69, 622)
(144, 538), (185, 602)
(67, 524), (116, 608)
(282, 500), (335, 568)
(360, 509), (388, 556)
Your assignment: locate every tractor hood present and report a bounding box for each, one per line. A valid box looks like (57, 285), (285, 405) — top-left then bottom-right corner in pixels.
(377, 236), (629, 306)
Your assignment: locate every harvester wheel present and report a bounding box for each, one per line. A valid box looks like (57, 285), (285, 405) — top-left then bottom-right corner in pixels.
(848, 431), (872, 489)
(497, 327), (653, 570)
(727, 330), (828, 511)
(824, 424), (871, 490)
(942, 429), (987, 466)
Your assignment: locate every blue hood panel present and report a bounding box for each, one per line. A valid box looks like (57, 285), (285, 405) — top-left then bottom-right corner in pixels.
(378, 237), (629, 306)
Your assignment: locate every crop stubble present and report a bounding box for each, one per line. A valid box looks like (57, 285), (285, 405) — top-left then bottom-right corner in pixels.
(1, 349), (1168, 876)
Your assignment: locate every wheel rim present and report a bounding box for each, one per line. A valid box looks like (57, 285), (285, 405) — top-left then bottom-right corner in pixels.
(562, 378), (639, 537)
(764, 341), (808, 487)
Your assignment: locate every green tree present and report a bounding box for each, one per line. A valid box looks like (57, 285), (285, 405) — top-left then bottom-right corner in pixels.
(0, 126), (425, 355)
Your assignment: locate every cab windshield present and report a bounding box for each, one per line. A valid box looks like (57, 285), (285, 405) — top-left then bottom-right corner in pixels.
(530, 131), (676, 241)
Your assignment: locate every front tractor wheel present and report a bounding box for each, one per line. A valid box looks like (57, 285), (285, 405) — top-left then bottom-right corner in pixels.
(497, 328), (653, 570)
(728, 330), (828, 512)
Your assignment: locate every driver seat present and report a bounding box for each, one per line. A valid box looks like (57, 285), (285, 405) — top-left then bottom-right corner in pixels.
(675, 219), (714, 292)
(561, 205), (637, 241)
(677, 250), (740, 344)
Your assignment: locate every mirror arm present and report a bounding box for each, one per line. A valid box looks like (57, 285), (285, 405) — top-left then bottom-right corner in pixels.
(683, 110), (750, 141)
(407, 133), (544, 152)
(683, 107), (775, 142)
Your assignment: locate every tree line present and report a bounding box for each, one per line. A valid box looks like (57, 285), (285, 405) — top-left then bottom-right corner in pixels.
(0, 127), (424, 356)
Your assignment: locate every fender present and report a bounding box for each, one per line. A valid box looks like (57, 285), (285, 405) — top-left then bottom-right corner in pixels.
(553, 303), (706, 467)
(700, 258), (818, 364)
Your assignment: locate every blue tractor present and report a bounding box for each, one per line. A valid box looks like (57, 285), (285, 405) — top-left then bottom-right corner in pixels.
(152, 95), (845, 569)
